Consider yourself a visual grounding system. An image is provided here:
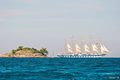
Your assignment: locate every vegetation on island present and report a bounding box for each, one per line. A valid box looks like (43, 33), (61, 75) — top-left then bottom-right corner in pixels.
(11, 46), (48, 56)
(0, 46), (48, 57)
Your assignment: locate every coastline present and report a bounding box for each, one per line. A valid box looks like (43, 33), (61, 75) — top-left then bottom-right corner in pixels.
(0, 46), (48, 58)
(0, 53), (47, 58)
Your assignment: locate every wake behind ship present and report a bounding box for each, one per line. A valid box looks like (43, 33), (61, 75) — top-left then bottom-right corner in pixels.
(57, 40), (109, 58)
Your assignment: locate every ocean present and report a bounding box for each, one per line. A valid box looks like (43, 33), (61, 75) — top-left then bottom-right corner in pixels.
(0, 58), (120, 80)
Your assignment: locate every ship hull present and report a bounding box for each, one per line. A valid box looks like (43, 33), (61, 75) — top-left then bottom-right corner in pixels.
(57, 54), (106, 58)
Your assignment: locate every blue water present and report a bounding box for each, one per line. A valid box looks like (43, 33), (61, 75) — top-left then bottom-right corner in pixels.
(0, 58), (120, 80)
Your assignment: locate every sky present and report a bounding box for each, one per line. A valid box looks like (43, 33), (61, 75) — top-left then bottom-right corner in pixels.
(0, 0), (120, 57)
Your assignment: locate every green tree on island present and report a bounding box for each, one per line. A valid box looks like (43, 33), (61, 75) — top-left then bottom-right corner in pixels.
(39, 48), (48, 56)
(17, 46), (23, 51)
(11, 49), (16, 54)
(11, 46), (48, 56)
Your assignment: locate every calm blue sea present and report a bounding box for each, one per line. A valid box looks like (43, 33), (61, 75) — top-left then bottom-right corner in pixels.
(0, 58), (120, 80)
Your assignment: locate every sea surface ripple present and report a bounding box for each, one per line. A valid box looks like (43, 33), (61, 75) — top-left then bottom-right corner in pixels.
(0, 58), (120, 80)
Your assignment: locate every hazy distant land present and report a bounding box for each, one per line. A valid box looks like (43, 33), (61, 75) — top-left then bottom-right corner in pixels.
(0, 46), (48, 58)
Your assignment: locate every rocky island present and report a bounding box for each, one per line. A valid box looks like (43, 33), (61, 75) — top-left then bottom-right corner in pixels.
(0, 46), (48, 58)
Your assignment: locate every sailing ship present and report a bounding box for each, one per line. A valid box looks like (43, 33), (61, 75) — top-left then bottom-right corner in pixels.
(57, 41), (109, 58)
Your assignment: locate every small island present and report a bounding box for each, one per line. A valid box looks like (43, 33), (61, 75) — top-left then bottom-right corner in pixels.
(0, 46), (48, 58)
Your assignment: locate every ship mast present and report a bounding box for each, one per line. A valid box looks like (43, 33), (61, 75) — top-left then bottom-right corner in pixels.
(100, 44), (109, 54)
(75, 44), (81, 54)
(66, 43), (73, 53)
(84, 44), (90, 54)
(63, 37), (109, 56)
(92, 44), (99, 53)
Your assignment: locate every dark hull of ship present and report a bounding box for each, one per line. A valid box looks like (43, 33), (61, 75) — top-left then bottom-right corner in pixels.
(57, 54), (106, 58)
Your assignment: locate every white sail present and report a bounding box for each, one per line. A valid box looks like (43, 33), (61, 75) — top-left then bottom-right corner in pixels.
(84, 44), (90, 53)
(67, 44), (73, 53)
(92, 44), (98, 53)
(100, 44), (109, 53)
(75, 44), (81, 53)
